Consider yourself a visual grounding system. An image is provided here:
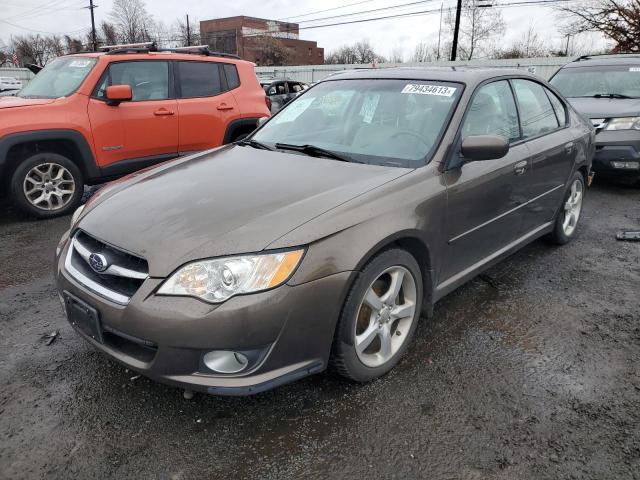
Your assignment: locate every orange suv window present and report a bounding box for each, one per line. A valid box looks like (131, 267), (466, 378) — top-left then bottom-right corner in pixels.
(95, 61), (170, 101)
(177, 61), (222, 98)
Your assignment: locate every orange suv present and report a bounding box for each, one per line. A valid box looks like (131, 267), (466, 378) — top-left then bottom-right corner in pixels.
(0, 43), (271, 218)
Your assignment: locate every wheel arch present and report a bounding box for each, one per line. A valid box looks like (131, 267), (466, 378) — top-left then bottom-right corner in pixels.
(1, 130), (100, 190)
(352, 230), (435, 316)
(222, 118), (261, 144)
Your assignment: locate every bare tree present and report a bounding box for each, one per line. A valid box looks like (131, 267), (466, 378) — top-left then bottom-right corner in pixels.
(109, 0), (154, 44)
(389, 45), (404, 63)
(326, 40), (385, 64)
(252, 36), (292, 66)
(174, 17), (201, 47)
(64, 35), (84, 54)
(101, 21), (119, 46)
(13, 34), (62, 66)
(412, 41), (449, 62)
(493, 25), (549, 58)
(446, 0), (506, 60)
(558, 0), (640, 52)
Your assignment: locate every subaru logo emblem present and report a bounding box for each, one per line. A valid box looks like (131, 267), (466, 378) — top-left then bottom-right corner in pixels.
(89, 253), (108, 273)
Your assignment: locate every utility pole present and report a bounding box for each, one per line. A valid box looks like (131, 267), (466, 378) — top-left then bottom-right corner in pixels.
(565, 33), (571, 56)
(451, 0), (463, 61)
(437, 2), (443, 61)
(186, 14), (191, 46)
(86, 0), (98, 52)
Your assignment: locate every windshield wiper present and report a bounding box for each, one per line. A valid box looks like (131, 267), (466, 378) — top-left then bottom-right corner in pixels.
(236, 139), (275, 151)
(592, 93), (634, 99)
(274, 143), (359, 163)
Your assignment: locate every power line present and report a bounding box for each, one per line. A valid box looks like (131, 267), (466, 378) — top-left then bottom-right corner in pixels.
(279, 0), (378, 21)
(297, 0), (444, 24)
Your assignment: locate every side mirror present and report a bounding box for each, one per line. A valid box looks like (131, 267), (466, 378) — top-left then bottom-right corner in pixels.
(257, 116), (269, 127)
(268, 87), (276, 95)
(106, 85), (132, 106)
(461, 135), (509, 161)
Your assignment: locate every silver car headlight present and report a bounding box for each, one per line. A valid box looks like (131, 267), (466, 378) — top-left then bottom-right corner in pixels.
(70, 204), (85, 228)
(604, 117), (640, 131)
(157, 249), (305, 303)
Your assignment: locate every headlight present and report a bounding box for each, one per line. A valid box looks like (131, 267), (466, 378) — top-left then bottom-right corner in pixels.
(604, 117), (640, 131)
(70, 204), (85, 228)
(157, 249), (305, 303)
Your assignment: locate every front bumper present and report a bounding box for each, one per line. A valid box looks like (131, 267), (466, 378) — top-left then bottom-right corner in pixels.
(55, 237), (352, 395)
(592, 130), (640, 176)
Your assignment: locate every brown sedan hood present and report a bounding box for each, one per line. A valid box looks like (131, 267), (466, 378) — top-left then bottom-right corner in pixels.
(79, 145), (410, 277)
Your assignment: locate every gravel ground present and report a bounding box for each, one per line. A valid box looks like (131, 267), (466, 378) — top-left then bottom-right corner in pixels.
(0, 180), (639, 480)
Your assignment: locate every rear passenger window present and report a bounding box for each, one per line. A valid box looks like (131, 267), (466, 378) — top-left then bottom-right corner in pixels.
(462, 80), (520, 143)
(179, 61), (222, 98)
(223, 64), (240, 90)
(512, 79), (559, 138)
(546, 90), (567, 126)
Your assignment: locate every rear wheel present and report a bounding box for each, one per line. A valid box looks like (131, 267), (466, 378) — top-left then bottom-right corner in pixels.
(547, 171), (585, 245)
(331, 249), (423, 382)
(10, 152), (84, 219)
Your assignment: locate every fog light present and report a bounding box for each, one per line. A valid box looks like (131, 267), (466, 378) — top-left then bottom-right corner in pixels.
(203, 350), (248, 374)
(611, 161), (640, 170)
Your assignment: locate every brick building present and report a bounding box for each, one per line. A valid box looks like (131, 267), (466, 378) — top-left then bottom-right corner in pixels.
(200, 16), (324, 66)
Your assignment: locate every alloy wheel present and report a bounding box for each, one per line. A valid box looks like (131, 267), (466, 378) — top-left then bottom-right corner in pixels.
(23, 162), (76, 211)
(354, 266), (417, 368)
(562, 178), (583, 237)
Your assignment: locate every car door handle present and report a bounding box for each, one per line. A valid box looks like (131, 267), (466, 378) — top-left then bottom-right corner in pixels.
(216, 103), (234, 111)
(514, 160), (528, 175)
(154, 108), (174, 116)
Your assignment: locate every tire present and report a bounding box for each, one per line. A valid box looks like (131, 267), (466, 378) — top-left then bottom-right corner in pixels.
(10, 152), (84, 219)
(330, 248), (423, 382)
(546, 170), (586, 245)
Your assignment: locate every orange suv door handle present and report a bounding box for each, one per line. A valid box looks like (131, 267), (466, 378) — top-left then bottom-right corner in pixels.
(216, 103), (234, 111)
(154, 108), (175, 116)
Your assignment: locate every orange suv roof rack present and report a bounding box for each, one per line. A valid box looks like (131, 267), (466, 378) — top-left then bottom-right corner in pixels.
(101, 42), (240, 59)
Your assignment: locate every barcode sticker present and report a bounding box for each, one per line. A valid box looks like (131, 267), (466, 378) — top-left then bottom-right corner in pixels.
(401, 84), (456, 96)
(69, 60), (92, 68)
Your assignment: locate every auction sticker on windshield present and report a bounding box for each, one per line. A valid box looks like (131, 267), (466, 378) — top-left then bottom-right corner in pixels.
(401, 84), (456, 96)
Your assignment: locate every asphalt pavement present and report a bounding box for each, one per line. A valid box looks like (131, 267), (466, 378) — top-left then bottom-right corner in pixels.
(1, 179), (639, 479)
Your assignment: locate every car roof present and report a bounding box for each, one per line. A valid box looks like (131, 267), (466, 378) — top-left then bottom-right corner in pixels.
(322, 67), (537, 85)
(561, 55), (640, 68)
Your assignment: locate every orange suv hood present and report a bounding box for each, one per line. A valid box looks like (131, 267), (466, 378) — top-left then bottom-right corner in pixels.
(0, 97), (56, 109)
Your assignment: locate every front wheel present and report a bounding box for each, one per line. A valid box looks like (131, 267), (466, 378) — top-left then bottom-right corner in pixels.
(10, 152), (84, 219)
(331, 249), (423, 382)
(546, 171), (585, 245)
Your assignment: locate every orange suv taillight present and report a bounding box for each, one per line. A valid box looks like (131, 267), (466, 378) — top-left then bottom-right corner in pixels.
(265, 96), (272, 111)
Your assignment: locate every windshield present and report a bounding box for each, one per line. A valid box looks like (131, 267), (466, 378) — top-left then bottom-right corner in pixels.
(550, 65), (640, 98)
(251, 79), (462, 167)
(18, 57), (97, 99)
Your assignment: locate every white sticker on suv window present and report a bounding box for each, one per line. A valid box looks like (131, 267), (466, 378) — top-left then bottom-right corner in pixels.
(69, 59), (92, 68)
(401, 84), (456, 96)
(359, 93), (380, 123)
(629, 67), (640, 72)
(273, 97), (314, 124)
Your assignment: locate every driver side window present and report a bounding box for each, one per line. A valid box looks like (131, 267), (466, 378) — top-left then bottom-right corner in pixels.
(94, 61), (170, 101)
(462, 80), (520, 143)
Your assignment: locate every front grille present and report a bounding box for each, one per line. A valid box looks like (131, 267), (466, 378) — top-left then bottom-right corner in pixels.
(65, 230), (149, 304)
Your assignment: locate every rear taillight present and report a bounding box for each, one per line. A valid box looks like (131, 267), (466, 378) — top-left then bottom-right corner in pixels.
(265, 96), (272, 111)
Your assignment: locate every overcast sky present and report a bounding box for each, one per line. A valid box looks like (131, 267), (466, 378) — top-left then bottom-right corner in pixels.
(0, 0), (609, 58)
